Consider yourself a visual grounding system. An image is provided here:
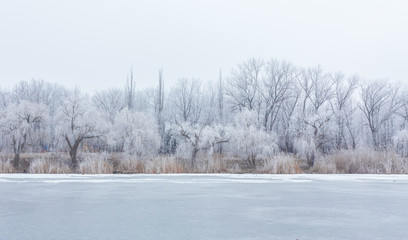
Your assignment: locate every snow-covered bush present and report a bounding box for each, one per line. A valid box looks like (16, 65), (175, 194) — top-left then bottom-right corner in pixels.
(174, 121), (229, 165)
(294, 112), (334, 166)
(293, 136), (316, 166)
(227, 110), (278, 167)
(109, 108), (160, 156)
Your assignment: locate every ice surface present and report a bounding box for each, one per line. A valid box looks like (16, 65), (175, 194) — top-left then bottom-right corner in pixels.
(1, 174), (407, 240)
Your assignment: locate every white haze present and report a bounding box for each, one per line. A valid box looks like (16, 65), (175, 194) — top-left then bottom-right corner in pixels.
(0, 0), (407, 93)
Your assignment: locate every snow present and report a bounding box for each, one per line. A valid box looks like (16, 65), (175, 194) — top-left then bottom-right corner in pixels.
(1, 174), (407, 240)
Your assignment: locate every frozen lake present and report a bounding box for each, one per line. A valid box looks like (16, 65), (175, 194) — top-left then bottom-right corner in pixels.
(1, 174), (408, 240)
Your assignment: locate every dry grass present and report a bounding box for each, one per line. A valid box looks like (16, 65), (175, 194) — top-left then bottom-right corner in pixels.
(257, 154), (303, 174)
(116, 154), (187, 173)
(116, 154), (243, 174)
(0, 159), (14, 173)
(28, 158), (70, 174)
(311, 158), (337, 174)
(312, 148), (408, 174)
(193, 154), (240, 173)
(78, 153), (114, 174)
(144, 156), (187, 173)
(115, 154), (144, 173)
(3, 149), (408, 174)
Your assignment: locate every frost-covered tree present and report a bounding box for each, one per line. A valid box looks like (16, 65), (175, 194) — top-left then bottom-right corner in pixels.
(330, 73), (358, 149)
(0, 101), (49, 168)
(226, 58), (263, 112)
(300, 66), (335, 114)
(295, 66), (335, 166)
(227, 110), (277, 167)
(9, 80), (67, 151)
(125, 67), (136, 110)
(155, 69), (165, 147)
(3, 56), (408, 168)
(277, 89), (301, 152)
(393, 130), (408, 157)
(200, 81), (219, 124)
(92, 88), (125, 123)
(170, 78), (203, 123)
(295, 113), (332, 166)
(12, 79), (66, 114)
(359, 80), (400, 149)
(175, 121), (229, 166)
(57, 89), (107, 168)
(260, 59), (298, 132)
(0, 88), (11, 110)
(217, 70), (224, 124)
(134, 88), (155, 113)
(109, 108), (160, 156)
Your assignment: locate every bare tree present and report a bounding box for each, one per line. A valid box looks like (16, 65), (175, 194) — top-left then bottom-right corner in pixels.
(278, 88), (301, 152)
(260, 60), (298, 131)
(295, 66), (336, 166)
(330, 73), (358, 149)
(299, 66), (335, 114)
(171, 78), (202, 124)
(12, 79), (65, 114)
(226, 58), (263, 112)
(92, 88), (125, 124)
(359, 80), (401, 149)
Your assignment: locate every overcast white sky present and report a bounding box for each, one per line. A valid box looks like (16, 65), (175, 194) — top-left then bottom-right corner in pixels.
(0, 0), (407, 93)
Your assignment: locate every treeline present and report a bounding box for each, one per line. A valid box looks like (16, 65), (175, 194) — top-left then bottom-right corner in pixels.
(1, 58), (408, 172)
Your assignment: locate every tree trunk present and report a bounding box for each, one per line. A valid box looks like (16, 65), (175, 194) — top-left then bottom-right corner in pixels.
(307, 150), (315, 167)
(371, 129), (379, 150)
(13, 152), (20, 169)
(191, 148), (197, 168)
(66, 136), (82, 170)
(12, 137), (24, 169)
(69, 147), (78, 169)
(247, 154), (256, 168)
